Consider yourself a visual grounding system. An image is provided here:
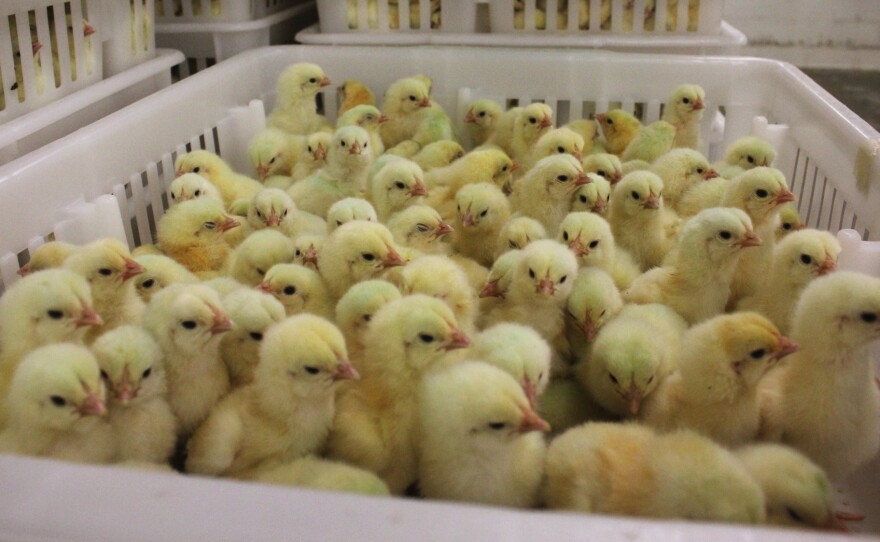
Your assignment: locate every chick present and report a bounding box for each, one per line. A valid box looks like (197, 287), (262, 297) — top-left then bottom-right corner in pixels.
(266, 63), (332, 135)
(291, 132), (332, 182)
(380, 76), (452, 151)
(452, 183), (510, 267)
(174, 150), (263, 208)
(0, 344), (114, 464)
(510, 154), (591, 235)
(675, 176), (729, 217)
(292, 233), (323, 271)
(470, 323), (552, 407)
(776, 203), (805, 241)
(649, 148), (718, 210)
(581, 153), (623, 185)
(714, 136), (777, 179)
(642, 313), (798, 446)
(425, 149), (516, 215)
(387, 205), (454, 255)
(565, 267), (623, 364)
(288, 126), (374, 218)
(129, 254), (196, 303)
(219, 289), (286, 388)
(509, 103), (554, 165)
(258, 263), (333, 321)
(621, 120), (676, 164)
(595, 110), (643, 156)
(91, 326), (177, 464)
(329, 295), (470, 493)
(464, 99), (502, 148)
(318, 221), (405, 300)
(369, 159), (427, 222)
(187, 315), (357, 477)
(495, 216), (546, 258)
(418, 361), (548, 507)
(398, 255), (478, 333)
(760, 272), (880, 481)
(609, 171), (677, 271)
(142, 284), (232, 435)
(247, 128), (300, 182)
(249, 455), (390, 496)
(558, 212), (640, 289)
(245, 188), (327, 238)
(334, 280), (401, 362)
(624, 207), (760, 324)
(409, 140), (464, 172)
(168, 173), (224, 207)
(545, 423), (766, 524)
(564, 118), (600, 153)
(227, 229), (295, 287)
(478, 249), (521, 301)
(16, 241), (75, 276)
(337, 79), (376, 117)
(326, 198), (378, 233)
(661, 84), (706, 150)
(570, 175), (611, 216)
(337, 104), (387, 157)
(738, 229), (840, 334)
(521, 127), (584, 174)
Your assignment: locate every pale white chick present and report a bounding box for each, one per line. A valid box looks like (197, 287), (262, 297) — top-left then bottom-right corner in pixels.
(369, 159), (428, 222)
(649, 148), (718, 210)
(333, 280), (401, 363)
(156, 196), (240, 275)
(133, 254), (198, 304)
(247, 127), (301, 185)
(246, 188), (327, 238)
(326, 198), (378, 232)
(387, 205), (454, 255)
(337, 104), (387, 157)
(760, 272), (880, 481)
(570, 174), (611, 216)
(174, 150), (263, 208)
(558, 211), (640, 289)
(168, 173), (223, 207)
(623, 207), (760, 324)
(661, 84), (706, 150)
(510, 154), (591, 235)
(565, 267), (623, 364)
(0, 344), (114, 464)
(608, 171), (677, 271)
(91, 326), (177, 464)
(738, 229), (840, 334)
(495, 216), (546, 259)
(318, 221), (405, 300)
(291, 132), (331, 182)
(418, 361), (549, 507)
(452, 182), (511, 267)
(219, 289), (285, 387)
(714, 136), (776, 180)
(464, 99), (502, 148)
(398, 255), (478, 333)
(227, 229), (295, 287)
(641, 312), (798, 446)
(186, 315), (358, 477)
(581, 153), (623, 186)
(469, 323), (552, 408)
(266, 62), (332, 135)
(521, 127), (584, 173)
(142, 284), (232, 435)
(259, 263), (333, 320)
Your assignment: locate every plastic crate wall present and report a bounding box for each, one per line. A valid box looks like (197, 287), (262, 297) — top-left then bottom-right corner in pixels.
(317, 0), (480, 33)
(98, 0), (157, 76)
(155, 0), (306, 23)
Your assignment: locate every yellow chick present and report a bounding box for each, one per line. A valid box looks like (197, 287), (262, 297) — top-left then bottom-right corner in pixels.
(609, 171), (677, 271)
(495, 216), (547, 259)
(776, 203), (805, 241)
(266, 63), (332, 135)
(326, 199), (378, 233)
(0, 344), (113, 464)
(674, 175), (729, 217)
(16, 241), (75, 276)
(258, 263), (333, 320)
(387, 205), (454, 255)
(649, 148), (718, 210)
(521, 127), (585, 174)
(510, 103), (554, 165)
(738, 229), (840, 334)
(142, 283), (232, 435)
(174, 150), (263, 208)
(418, 361), (549, 507)
(579, 303), (687, 417)
(318, 221), (405, 300)
(735, 444), (845, 530)
(62, 239), (145, 341)
(334, 280), (401, 363)
(168, 173), (224, 207)
(570, 174), (611, 216)
(337, 104), (387, 157)
(157, 198), (240, 275)
(563, 118), (600, 154)
(565, 267), (623, 364)
(621, 120), (676, 163)
(398, 255), (478, 333)
(596, 110), (643, 156)
(409, 140), (464, 172)
(510, 154), (591, 235)
(337, 79), (376, 117)
(227, 229), (295, 287)
(545, 423), (766, 524)
(187, 315), (358, 477)
(247, 128), (300, 182)
(661, 84), (706, 150)
(464, 99), (502, 148)
(488, 105), (521, 154)
(291, 132), (332, 182)
(641, 312), (798, 446)
(379, 76), (433, 149)
(581, 153), (623, 186)
(91, 326), (177, 464)
(558, 211), (641, 289)
(470, 323), (552, 407)
(714, 136), (777, 179)
(202, 277), (246, 300)
(624, 207), (760, 324)
(248, 455), (390, 496)
(760, 272), (880, 481)
(452, 183), (510, 267)
(478, 249), (521, 302)
(219, 289), (286, 388)
(369, 159), (427, 222)
(425, 149), (516, 216)
(245, 188), (327, 239)
(292, 233), (324, 271)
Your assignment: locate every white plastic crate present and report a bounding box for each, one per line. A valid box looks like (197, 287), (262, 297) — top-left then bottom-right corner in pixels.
(98, 0), (157, 76)
(0, 45), (878, 538)
(317, 0), (481, 34)
(155, 1), (316, 77)
(155, 0), (306, 23)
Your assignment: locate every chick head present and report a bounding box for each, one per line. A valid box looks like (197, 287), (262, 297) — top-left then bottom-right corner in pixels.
(366, 294), (470, 373)
(792, 271), (880, 351)
(17, 241), (75, 276)
(327, 198), (378, 232)
(595, 109), (641, 143)
(566, 268), (622, 343)
(371, 160), (428, 213)
(0, 269), (101, 348)
(413, 140), (465, 168)
(571, 174), (611, 215)
(337, 104), (387, 131)
(518, 103), (554, 139)
(292, 234), (324, 270)
(471, 324), (552, 407)
(174, 149), (229, 180)
(725, 167), (794, 226)
(257, 314), (356, 396)
(481, 249), (522, 299)
(558, 211), (614, 267)
(529, 154), (590, 202)
(7, 344), (107, 430)
(276, 62), (331, 102)
(63, 238), (144, 300)
(230, 229), (295, 287)
(304, 132), (332, 165)
(398, 256), (475, 320)
(512, 240), (578, 301)
(384, 77), (431, 114)
(248, 128), (290, 180)
(666, 84), (706, 119)
(143, 283), (233, 355)
(334, 279), (401, 343)
(169, 173), (223, 207)
(329, 126), (373, 166)
(221, 288), (285, 357)
(777, 203), (805, 241)
(652, 148), (718, 185)
(91, 325), (164, 407)
(774, 229), (841, 285)
(247, 188), (296, 231)
(681, 207), (760, 264)
(455, 182), (510, 231)
(157, 198), (240, 246)
(724, 136), (776, 169)
(582, 153), (623, 185)
(321, 221), (405, 282)
(592, 323), (664, 415)
(485, 150), (518, 194)
(463, 99), (502, 128)
(387, 205), (454, 251)
(534, 127), (585, 162)
(258, 263), (323, 316)
(612, 171), (664, 216)
(498, 217), (547, 253)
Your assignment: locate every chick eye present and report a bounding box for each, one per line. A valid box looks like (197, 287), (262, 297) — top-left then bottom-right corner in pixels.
(204, 222), (216, 230)
(528, 268), (535, 279)
(408, 95), (417, 101)
(557, 146), (565, 153)
(647, 375), (654, 384)
(363, 314), (372, 322)
(750, 348), (766, 359)
(249, 332), (263, 341)
(395, 181), (406, 189)
(600, 310), (606, 317)
(47, 310), (64, 320)
(100, 370), (109, 380)
(597, 170), (606, 177)
(309, 78), (317, 84)
(181, 320), (197, 329)
(696, 168), (704, 174)
(755, 189), (769, 198)
(579, 195), (588, 203)
(195, 189), (202, 197)
(478, 111), (486, 117)
(609, 374), (618, 384)
(502, 166), (509, 172)
(480, 209), (488, 217)
(362, 253), (375, 261)
(559, 275), (567, 284)
(256, 269), (265, 276)
(192, 167), (201, 173)
(746, 155), (755, 164)
(786, 507), (805, 524)
(719, 230), (732, 240)
(337, 220), (343, 226)
(860, 312), (877, 323)
(509, 240), (518, 249)
(800, 254), (812, 264)
(50, 395), (67, 407)
(488, 422), (506, 430)
(142, 368), (152, 378)
(341, 141), (346, 147)
(589, 240), (599, 248)
(783, 223), (792, 230)
(304, 366), (320, 375)
(605, 118), (614, 125)
(419, 333), (435, 343)
(295, 249), (302, 257)
(631, 191), (640, 200)
(682, 97), (690, 104)
(562, 231), (569, 241)
(171, 193), (176, 199)
(529, 117), (537, 124)
(557, 175), (569, 182)
(307, 146), (313, 153)
(282, 210), (288, 217)
(283, 286), (296, 295)
(416, 224), (430, 232)
(98, 268), (113, 276)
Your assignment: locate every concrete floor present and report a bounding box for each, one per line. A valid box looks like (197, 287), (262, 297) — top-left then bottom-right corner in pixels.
(802, 69), (880, 131)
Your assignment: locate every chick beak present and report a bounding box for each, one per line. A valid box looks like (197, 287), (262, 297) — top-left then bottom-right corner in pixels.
(257, 164), (270, 179)
(303, 246), (319, 268)
(348, 141), (363, 155)
(377, 114), (390, 124)
(537, 278), (556, 296)
(625, 384), (643, 415)
(464, 110), (477, 124)
(523, 379), (538, 408)
(218, 216), (240, 233)
(75, 304), (103, 328)
(595, 113), (607, 124)
(574, 173), (592, 187)
(116, 369), (136, 404)
(581, 313), (597, 342)
(479, 279), (502, 299)
(573, 150), (583, 162)
(830, 511), (863, 532)
(381, 247), (405, 268)
(538, 116), (552, 130)
(737, 230), (762, 248)
(443, 328), (471, 351)
(16, 263), (31, 277)
(209, 306), (233, 335)
(772, 335), (800, 361)
(418, 97), (431, 108)
(518, 407), (551, 433)
(461, 212), (476, 228)
(32, 41), (43, 55)
(78, 393), (107, 417)
(817, 255), (837, 276)
(692, 99), (705, 111)
(774, 189), (796, 205)
(266, 211), (281, 227)
(509, 161), (520, 173)
(703, 168), (719, 180)
(332, 361), (360, 381)
(409, 181), (428, 197)
(760, 158), (770, 167)
(256, 282), (274, 294)
(611, 171), (623, 184)
(83, 22), (96, 37)
(121, 257), (145, 281)
(432, 221), (454, 239)
(320, 75), (332, 87)
(642, 193), (660, 210)
(314, 145), (327, 161)
(592, 199), (606, 214)
(569, 236), (589, 257)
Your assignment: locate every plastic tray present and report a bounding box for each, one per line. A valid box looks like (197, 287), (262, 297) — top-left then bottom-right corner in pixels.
(155, 0), (308, 23)
(316, 0), (482, 34)
(0, 45), (878, 538)
(98, 0), (158, 76)
(155, 1), (317, 78)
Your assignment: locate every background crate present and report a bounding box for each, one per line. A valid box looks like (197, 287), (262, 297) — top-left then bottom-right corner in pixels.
(155, 0), (306, 23)
(97, 0), (157, 76)
(316, 0), (482, 34)
(0, 45), (877, 537)
(155, 1), (316, 78)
